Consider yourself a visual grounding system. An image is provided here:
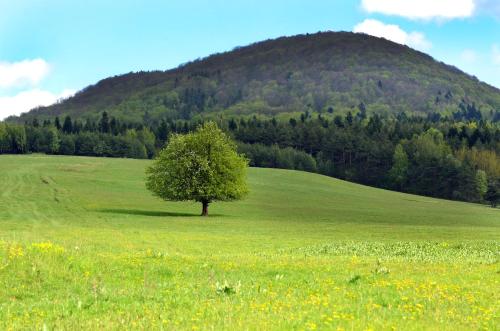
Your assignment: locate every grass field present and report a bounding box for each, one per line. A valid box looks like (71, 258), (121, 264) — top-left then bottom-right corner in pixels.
(0, 154), (498, 330)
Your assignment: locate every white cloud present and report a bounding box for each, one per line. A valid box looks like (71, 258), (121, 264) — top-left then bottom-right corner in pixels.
(0, 59), (51, 89)
(0, 89), (75, 120)
(353, 19), (432, 51)
(0, 57), (76, 120)
(361, 0), (475, 20)
(493, 44), (500, 66)
(460, 49), (478, 63)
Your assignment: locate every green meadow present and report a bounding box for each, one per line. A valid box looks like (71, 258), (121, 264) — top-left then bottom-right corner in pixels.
(0, 154), (498, 330)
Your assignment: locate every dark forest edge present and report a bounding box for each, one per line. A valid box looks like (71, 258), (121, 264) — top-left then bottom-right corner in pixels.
(1, 110), (499, 207)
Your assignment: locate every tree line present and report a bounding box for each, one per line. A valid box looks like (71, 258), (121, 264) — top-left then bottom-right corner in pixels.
(1, 111), (499, 206)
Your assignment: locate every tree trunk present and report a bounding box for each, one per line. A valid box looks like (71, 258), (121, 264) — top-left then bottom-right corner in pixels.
(201, 201), (209, 216)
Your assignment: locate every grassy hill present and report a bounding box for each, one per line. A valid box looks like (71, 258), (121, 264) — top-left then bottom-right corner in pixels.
(0, 155), (498, 329)
(10, 32), (500, 123)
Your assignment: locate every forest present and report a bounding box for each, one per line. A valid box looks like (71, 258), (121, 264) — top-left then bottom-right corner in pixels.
(9, 32), (500, 125)
(1, 110), (499, 206)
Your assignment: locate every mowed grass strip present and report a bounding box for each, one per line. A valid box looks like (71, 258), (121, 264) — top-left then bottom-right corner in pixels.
(0, 154), (498, 330)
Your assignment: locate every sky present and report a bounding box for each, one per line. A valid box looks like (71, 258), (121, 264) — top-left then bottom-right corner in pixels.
(0, 0), (499, 119)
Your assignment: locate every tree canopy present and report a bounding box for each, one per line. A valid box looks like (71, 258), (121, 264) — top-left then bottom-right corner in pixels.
(145, 122), (248, 216)
(9, 32), (499, 125)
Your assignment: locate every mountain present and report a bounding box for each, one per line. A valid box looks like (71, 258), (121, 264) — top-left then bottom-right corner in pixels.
(9, 31), (500, 123)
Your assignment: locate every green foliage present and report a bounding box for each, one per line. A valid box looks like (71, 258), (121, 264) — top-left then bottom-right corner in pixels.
(127, 138), (148, 159)
(59, 135), (76, 155)
(238, 142), (317, 172)
(75, 132), (99, 155)
(0, 123), (9, 153)
(410, 129), (450, 164)
(485, 181), (500, 207)
(388, 144), (408, 189)
(146, 122), (248, 215)
(136, 128), (156, 158)
(46, 127), (60, 154)
(62, 115), (73, 134)
(0, 123), (27, 154)
(9, 32), (500, 124)
(475, 170), (488, 199)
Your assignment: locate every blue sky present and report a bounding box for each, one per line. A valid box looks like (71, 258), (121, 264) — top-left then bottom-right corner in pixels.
(0, 0), (499, 119)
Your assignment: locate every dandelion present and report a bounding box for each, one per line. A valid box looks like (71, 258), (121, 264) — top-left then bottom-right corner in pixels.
(305, 321), (317, 330)
(32, 241), (65, 254)
(8, 245), (24, 259)
(350, 255), (359, 265)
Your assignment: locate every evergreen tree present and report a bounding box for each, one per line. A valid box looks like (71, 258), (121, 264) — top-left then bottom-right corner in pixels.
(99, 112), (110, 133)
(357, 103), (367, 120)
(62, 116), (73, 134)
(84, 120), (96, 132)
(73, 120), (82, 133)
(228, 118), (238, 131)
(156, 120), (169, 145)
(346, 112), (353, 125)
(484, 182), (500, 208)
(333, 116), (343, 128)
(54, 117), (61, 130)
(110, 117), (119, 135)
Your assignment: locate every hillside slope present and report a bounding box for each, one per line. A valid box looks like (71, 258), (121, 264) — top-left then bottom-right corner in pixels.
(1, 154), (498, 329)
(0, 154), (497, 241)
(11, 32), (500, 123)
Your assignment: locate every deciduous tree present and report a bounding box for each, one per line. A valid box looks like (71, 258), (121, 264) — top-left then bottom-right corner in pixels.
(146, 122), (248, 216)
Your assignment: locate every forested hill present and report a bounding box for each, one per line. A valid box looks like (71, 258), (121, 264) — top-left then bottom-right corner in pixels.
(9, 31), (500, 123)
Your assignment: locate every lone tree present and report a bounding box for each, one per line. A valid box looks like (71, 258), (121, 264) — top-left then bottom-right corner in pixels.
(146, 122), (248, 216)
